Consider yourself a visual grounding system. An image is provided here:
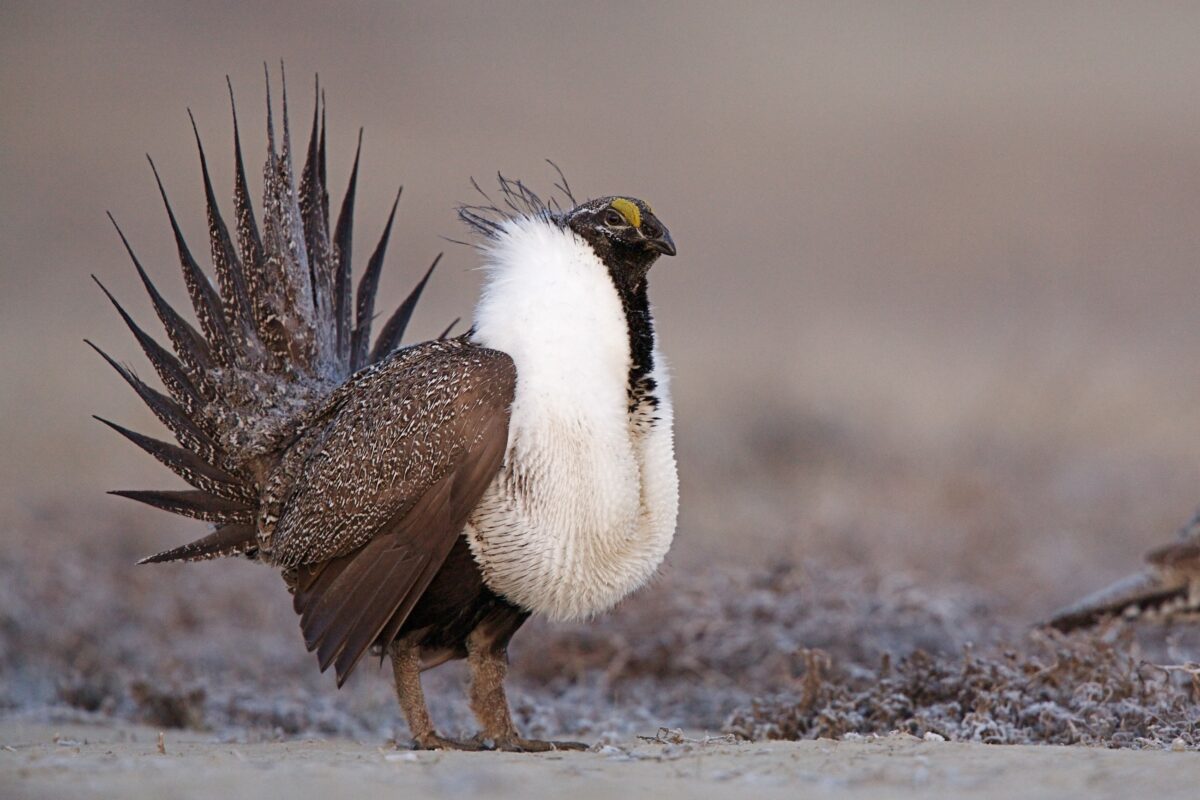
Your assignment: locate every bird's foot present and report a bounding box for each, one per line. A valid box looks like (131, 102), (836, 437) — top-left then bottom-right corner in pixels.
(484, 735), (589, 753)
(409, 732), (487, 751)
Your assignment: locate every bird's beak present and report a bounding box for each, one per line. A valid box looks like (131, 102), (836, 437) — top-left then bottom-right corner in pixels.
(643, 228), (677, 257)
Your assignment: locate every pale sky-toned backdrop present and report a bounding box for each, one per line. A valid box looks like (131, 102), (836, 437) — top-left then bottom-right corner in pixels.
(6, 2), (1200, 615)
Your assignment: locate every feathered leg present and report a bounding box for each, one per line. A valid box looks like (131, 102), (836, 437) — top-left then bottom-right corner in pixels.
(388, 641), (482, 751)
(466, 609), (587, 752)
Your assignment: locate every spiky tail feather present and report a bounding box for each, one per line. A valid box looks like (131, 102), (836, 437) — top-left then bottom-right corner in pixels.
(95, 67), (442, 564)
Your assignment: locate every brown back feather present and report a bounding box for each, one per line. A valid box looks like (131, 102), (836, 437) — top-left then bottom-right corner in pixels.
(287, 345), (515, 684)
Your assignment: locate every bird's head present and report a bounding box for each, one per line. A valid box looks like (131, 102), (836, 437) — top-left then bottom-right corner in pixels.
(562, 196), (676, 284)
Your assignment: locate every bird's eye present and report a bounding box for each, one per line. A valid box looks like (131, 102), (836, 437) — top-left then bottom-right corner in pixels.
(604, 209), (625, 227)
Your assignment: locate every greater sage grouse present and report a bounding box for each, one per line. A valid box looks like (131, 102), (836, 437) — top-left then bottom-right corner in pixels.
(92, 74), (679, 751)
(1046, 513), (1200, 632)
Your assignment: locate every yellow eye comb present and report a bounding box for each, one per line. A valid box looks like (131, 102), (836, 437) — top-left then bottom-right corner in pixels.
(609, 198), (641, 228)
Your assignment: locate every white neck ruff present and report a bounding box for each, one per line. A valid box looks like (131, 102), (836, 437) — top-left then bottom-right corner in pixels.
(466, 217), (679, 620)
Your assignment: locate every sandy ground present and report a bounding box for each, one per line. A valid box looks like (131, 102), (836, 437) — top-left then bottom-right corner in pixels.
(2, 720), (1197, 800)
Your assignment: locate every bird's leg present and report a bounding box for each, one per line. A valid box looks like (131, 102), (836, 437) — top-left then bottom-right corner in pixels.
(389, 640), (482, 751)
(466, 619), (588, 752)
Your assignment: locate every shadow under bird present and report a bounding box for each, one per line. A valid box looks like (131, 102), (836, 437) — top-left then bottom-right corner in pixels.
(91, 73), (679, 751)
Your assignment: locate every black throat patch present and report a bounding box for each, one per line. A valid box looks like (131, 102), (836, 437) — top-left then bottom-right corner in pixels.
(605, 262), (660, 415)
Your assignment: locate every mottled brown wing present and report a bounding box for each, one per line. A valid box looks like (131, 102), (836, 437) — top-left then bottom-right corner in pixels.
(278, 340), (515, 685)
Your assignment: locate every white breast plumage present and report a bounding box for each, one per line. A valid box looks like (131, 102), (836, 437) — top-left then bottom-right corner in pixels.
(466, 217), (679, 621)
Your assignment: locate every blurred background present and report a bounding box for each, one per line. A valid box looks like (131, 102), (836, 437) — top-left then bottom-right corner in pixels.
(5, 2), (1200, 722)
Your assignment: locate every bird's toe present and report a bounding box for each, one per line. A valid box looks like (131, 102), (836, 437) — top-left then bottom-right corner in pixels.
(488, 736), (589, 753)
(410, 732), (487, 751)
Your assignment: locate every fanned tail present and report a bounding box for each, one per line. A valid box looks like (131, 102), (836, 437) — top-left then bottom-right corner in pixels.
(138, 523), (259, 564)
(94, 68), (444, 563)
